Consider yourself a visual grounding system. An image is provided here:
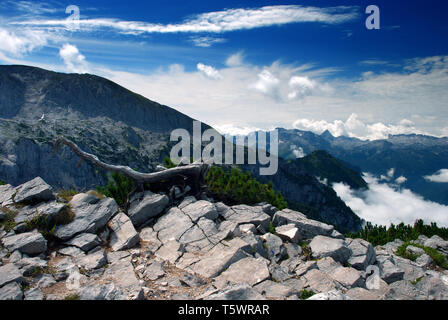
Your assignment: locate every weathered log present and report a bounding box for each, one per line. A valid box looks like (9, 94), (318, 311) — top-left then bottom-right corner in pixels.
(53, 137), (210, 196)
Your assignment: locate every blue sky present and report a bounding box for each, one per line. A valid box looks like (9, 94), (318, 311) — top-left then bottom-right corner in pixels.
(1, 0), (448, 139)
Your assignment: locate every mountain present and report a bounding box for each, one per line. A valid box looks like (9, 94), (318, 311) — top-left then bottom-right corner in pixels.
(242, 128), (448, 205)
(0, 65), (363, 232)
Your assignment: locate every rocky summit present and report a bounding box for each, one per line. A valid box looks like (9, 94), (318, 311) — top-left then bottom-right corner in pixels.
(1, 177), (448, 300)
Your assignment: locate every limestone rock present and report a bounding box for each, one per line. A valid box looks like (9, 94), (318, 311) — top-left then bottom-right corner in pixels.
(330, 266), (365, 289)
(1, 231), (47, 255)
(0, 282), (23, 300)
(346, 238), (376, 270)
(181, 200), (218, 222)
(275, 224), (300, 243)
(203, 284), (265, 300)
(13, 177), (54, 203)
(55, 193), (118, 241)
(108, 212), (139, 251)
(65, 233), (101, 252)
(127, 191), (169, 227)
(309, 235), (351, 264)
(254, 280), (296, 299)
(214, 257), (270, 287)
(0, 263), (24, 287)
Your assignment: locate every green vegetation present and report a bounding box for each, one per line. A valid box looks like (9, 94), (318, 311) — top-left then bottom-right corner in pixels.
(346, 220), (448, 247)
(300, 241), (312, 261)
(58, 189), (78, 202)
(396, 241), (448, 270)
(0, 180), (6, 186)
(0, 207), (18, 232)
(268, 220), (276, 234)
(163, 156), (176, 169)
(205, 166), (287, 209)
(23, 207), (74, 240)
(64, 294), (80, 300)
(299, 289), (316, 300)
(97, 172), (134, 207)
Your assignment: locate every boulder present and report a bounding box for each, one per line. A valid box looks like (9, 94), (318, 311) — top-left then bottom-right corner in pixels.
(14, 201), (66, 225)
(379, 260), (405, 284)
(0, 282), (23, 300)
(0, 263), (24, 287)
(108, 212), (139, 251)
(75, 247), (107, 271)
(346, 238), (376, 270)
(383, 280), (426, 300)
(55, 193), (119, 241)
(144, 261), (166, 281)
(317, 257), (341, 275)
(238, 224), (256, 234)
(0, 184), (15, 206)
(127, 191), (169, 227)
(13, 177), (54, 203)
(51, 256), (77, 281)
(423, 235), (448, 253)
(15, 256), (48, 276)
(1, 231), (47, 255)
(260, 232), (286, 262)
(254, 280), (296, 299)
(65, 233), (101, 252)
(303, 269), (341, 293)
(309, 235), (351, 264)
(78, 282), (123, 300)
(345, 288), (381, 300)
(275, 224), (300, 243)
(214, 257), (270, 287)
(273, 209), (334, 240)
(295, 260), (318, 277)
(330, 266), (365, 288)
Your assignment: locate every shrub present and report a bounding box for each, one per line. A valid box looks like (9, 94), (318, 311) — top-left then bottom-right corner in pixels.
(205, 166), (287, 210)
(299, 289), (316, 300)
(396, 241), (448, 270)
(0, 207), (18, 232)
(0, 180), (5, 186)
(163, 156), (176, 169)
(97, 172), (134, 207)
(346, 219), (448, 247)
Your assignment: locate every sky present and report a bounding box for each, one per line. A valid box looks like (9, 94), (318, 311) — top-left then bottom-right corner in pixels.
(1, 0), (448, 140)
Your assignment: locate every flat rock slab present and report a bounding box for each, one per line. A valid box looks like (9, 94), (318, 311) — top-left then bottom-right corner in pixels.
(254, 280), (297, 299)
(108, 212), (139, 251)
(1, 231), (47, 255)
(128, 191), (169, 227)
(14, 201), (66, 225)
(101, 257), (144, 300)
(191, 238), (251, 278)
(214, 257), (270, 287)
(222, 205), (271, 230)
(0, 281), (23, 300)
(303, 269), (341, 293)
(65, 233), (101, 252)
(155, 240), (185, 264)
(13, 177), (55, 204)
(203, 284), (265, 300)
(0, 263), (24, 287)
(309, 235), (351, 264)
(75, 248), (107, 271)
(55, 193), (118, 241)
(330, 266), (364, 288)
(273, 209), (334, 240)
(153, 207), (193, 244)
(181, 200), (218, 223)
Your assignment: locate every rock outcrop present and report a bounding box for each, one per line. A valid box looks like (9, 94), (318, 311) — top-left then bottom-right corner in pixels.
(0, 177), (447, 300)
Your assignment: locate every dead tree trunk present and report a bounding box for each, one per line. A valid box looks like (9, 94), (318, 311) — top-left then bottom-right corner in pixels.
(53, 137), (210, 198)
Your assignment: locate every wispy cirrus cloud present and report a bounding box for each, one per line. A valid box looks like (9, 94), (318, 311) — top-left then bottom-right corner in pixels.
(11, 5), (360, 34)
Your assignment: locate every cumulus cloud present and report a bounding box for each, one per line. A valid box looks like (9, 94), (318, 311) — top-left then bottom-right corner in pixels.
(293, 113), (425, 140)
(197, 63), (222, 80)
(395, 176), (407, 184)
(250, 69), (280, 97)
(333, 174), (448, 227)
(214, 124), (261, 136)
(288, 76), (316, 99)
(226, 52), (244, 67)
(59, 44), (89, 73)
(0, 27), (49, 56)
(14, 5), (359, 34)
(424, 169), (448, 183)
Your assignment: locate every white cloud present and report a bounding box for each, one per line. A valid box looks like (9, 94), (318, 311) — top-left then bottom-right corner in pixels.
(293, 113), (427, 140)
(59, 44), (89, 74)
(288, 76), (316, 99)
(290, 144), (306, 158)
(197, 63), (222, 80)
(14, 5), (359, 34)
(250, 69), (280, 97)
(424, 169), (448, 183)
(333, 174), (448, 227)
(0, 27), (49, 56)
(190, 36), (226, 47)
(395, 176), (407, 184)
(226, 52), (244, 67)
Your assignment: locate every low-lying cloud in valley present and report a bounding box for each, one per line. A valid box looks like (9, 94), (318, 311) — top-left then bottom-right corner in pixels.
(333, 173), (448, 227)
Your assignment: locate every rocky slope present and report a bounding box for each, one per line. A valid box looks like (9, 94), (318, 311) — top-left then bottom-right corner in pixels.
(1, 177), (447, 300)
(0, 65), (363, 233)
